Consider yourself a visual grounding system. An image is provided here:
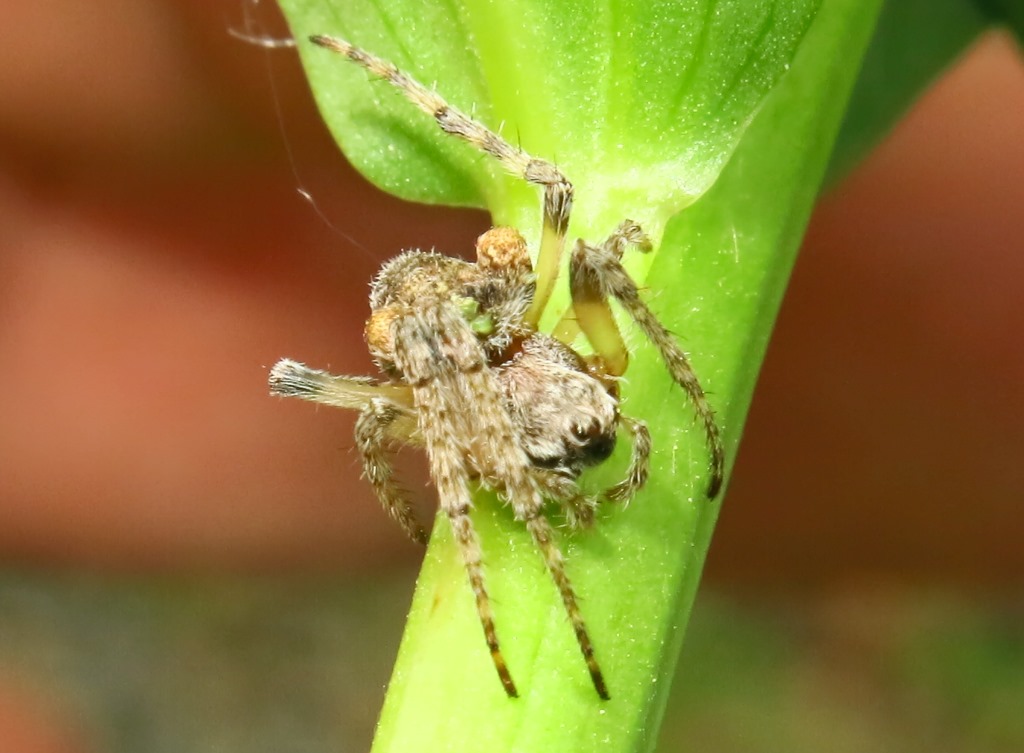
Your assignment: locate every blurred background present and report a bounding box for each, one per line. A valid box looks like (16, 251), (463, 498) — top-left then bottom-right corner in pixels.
(1, 1), (1021, 752)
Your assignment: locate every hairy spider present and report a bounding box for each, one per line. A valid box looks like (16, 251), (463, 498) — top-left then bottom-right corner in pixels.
(269, 34), (724, 701)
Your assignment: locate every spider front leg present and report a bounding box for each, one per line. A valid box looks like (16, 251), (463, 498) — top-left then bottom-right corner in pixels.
(389, 307), (520, 697)
(391, 305), (609, 700)
(309, 34), (573, 326)
(569, 222), (725, 498)
(464, 358), (611, 699)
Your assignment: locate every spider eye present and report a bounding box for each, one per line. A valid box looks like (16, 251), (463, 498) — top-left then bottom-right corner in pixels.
(571, 422), (617, 465)
(581, 433), (617, 465)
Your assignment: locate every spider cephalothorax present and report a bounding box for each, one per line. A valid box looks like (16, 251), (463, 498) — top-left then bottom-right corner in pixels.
(269, 34), (724, 701)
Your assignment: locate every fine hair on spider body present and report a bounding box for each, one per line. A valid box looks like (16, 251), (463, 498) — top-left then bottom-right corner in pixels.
(269, 33), (724, 701)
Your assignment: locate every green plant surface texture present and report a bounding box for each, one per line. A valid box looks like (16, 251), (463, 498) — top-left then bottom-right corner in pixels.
(276, 1), (880, 752)
(280, 0), (822, 256)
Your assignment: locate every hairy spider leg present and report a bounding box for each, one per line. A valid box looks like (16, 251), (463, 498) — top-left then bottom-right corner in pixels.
(355, 400), (429, 544)
(309, 35), (573, 327)
(269, 358), (413, 411)
(531, 469), (598, 530)
(269, 359), (427, 539)
(390, 306), (518, 696)
(390, 304), (609, 700)
(604, 416), (652, 503)
(569, 222), (725, 498)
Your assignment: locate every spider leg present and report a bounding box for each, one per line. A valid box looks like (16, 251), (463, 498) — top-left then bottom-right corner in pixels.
(460, 358), (610, 698)
(309, 35), (573, 327)
(269, 358), (414, 413)
(391, 305), (608, 700)
(390, 307), (517, 697)
(532, 470), (598, 530)
(269, 359), (426, 539)
(569, 222), (725, 498)
(420, 378), (519, 697)
(604, 416), (652, 503)
(355, 400), (429, 544)
(464, 360), (611, 700)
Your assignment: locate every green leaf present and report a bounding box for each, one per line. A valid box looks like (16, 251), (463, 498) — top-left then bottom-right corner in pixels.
(276, 1), (880, 752)
(282, 0), (820, 247)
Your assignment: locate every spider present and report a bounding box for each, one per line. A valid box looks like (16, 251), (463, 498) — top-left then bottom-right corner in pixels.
(269, 34), (724, 701)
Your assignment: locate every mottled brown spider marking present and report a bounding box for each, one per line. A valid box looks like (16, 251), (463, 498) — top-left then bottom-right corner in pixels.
(270, 34), (724, 700)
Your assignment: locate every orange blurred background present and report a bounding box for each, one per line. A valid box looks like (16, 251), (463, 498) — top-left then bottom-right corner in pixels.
(2, 0), (1020, 580)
